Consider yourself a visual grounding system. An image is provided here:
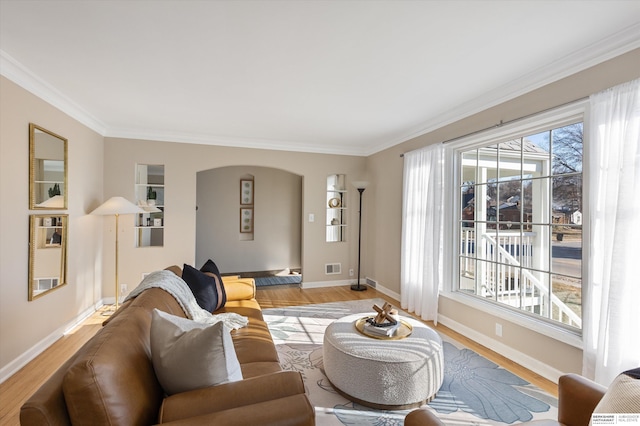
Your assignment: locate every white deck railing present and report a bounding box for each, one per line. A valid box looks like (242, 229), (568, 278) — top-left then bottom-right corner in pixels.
(460, 229), (581, 328)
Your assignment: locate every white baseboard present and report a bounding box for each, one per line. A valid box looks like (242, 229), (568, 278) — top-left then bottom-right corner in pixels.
(301, 279), (355, 289)
(300, 278), (401, 303)
(438, 314), (564, 384)
(371, 282), (401, 302)
(0, 302), (101, 384)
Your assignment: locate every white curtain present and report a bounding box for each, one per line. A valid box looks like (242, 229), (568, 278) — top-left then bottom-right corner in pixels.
(583, 78), (640, 386)
(401, 143), (445, 322)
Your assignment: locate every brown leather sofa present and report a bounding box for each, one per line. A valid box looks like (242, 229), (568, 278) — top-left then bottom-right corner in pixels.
(20, 266), (315, 426)
(404, 373), (606, 426)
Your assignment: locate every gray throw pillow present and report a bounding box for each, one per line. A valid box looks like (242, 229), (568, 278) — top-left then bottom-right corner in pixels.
(150, 309), (243, 395)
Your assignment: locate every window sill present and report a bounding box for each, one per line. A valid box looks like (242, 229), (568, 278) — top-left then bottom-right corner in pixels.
(440, 290), (583, 349)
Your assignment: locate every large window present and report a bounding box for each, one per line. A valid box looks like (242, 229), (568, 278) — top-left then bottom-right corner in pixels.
(457, 119), (583, 330)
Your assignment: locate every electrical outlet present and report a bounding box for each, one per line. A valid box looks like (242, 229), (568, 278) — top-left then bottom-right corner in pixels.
(495, 323), (502, 337)
(308, 213), (315, 222)
(349, 269), (354, 276)
(120, 284), (128, 295)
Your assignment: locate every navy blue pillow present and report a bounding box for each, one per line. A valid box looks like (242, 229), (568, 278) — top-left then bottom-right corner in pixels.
(624, 367), (640, 379)
(200, 259), (226, 308)
(182, 264), (224, 312)
(201, 258), (221, 276)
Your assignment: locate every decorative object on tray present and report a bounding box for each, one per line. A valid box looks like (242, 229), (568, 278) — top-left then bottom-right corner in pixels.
(371, 302), (396, 325)
(354, 302), (412, 339)
(363, 319), (401, 337)
(355, 317), (413, 340)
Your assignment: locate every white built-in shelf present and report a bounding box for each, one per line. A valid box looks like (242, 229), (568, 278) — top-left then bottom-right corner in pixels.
(135, 164), (165, 247)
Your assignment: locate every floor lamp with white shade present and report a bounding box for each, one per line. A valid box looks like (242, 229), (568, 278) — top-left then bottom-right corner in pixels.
(351, 181), (369, 291)
(91, 196), (144, 312)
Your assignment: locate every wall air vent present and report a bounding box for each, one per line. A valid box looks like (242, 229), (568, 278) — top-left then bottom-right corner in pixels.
(325, 263), (341, 275)
(365, 277), (378, 288)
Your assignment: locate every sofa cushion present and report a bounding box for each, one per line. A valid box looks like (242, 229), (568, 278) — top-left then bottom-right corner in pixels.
(592, 367), (640, 416)
(182, 263), (225, 312)
(217, 301), (264, 320)
(150, 309), (243, 395)
(158, 371), (307, 423)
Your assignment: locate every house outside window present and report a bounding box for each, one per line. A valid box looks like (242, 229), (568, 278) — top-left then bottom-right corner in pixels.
(453, 106), (584, 332)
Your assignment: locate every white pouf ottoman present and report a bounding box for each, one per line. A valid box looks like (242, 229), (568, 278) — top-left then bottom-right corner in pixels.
(323, 313), (443, 409)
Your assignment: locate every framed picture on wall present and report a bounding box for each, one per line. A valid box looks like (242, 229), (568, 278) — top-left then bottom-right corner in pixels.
(240, 179), (254, 205)
(240, 207), (253, 233)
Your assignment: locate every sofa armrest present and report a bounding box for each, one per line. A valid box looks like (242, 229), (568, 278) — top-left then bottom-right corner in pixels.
(558, 374), (606, 426)
(222, 276), (256, 301)
(404, 408), (444, 426)
(158, 371), (305, 423)
(20, 354), (77, 426)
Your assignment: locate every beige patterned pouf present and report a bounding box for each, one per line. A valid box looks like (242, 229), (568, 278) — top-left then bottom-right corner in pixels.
(323, 313), (444, 409)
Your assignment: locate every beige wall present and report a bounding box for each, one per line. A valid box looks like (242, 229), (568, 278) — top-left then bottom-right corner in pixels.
(366, 48), (640, 378)
(103, 138), (367, 295)
(0, 77), (104, 374)
(196, 166), (302, 273)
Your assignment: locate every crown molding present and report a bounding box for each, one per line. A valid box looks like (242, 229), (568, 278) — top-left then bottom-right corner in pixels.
(106, 128), (369, 157)
(0, 47), (367, 156)
(0, 50), (107, 135)
(367, 22), (640, 156)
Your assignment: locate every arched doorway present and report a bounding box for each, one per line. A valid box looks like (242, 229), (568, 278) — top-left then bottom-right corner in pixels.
(195, 166), (302, 283)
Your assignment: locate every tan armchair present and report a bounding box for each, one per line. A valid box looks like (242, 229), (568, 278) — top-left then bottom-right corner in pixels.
(405, 374), (606, 426)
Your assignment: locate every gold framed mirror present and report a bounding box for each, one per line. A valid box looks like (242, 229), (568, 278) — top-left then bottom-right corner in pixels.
(29, 214), (68, 300)
(29, 123), (68, 210)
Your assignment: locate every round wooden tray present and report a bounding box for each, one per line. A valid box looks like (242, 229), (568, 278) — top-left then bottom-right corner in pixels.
(354, 316), (413, 340)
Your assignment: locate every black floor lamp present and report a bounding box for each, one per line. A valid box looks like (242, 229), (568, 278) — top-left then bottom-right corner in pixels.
(351, 181), (369, 291)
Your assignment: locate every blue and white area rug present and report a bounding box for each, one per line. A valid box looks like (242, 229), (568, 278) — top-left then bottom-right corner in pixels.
(263, 298), (558, 426)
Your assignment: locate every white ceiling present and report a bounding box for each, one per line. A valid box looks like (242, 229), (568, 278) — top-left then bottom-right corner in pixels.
(1, 1), (639, 156)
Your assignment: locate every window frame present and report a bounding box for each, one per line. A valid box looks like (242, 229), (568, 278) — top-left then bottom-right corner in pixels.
(442, 100), (589, 348)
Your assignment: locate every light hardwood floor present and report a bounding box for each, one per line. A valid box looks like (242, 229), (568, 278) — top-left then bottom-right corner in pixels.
(0, 285), (557, 426)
